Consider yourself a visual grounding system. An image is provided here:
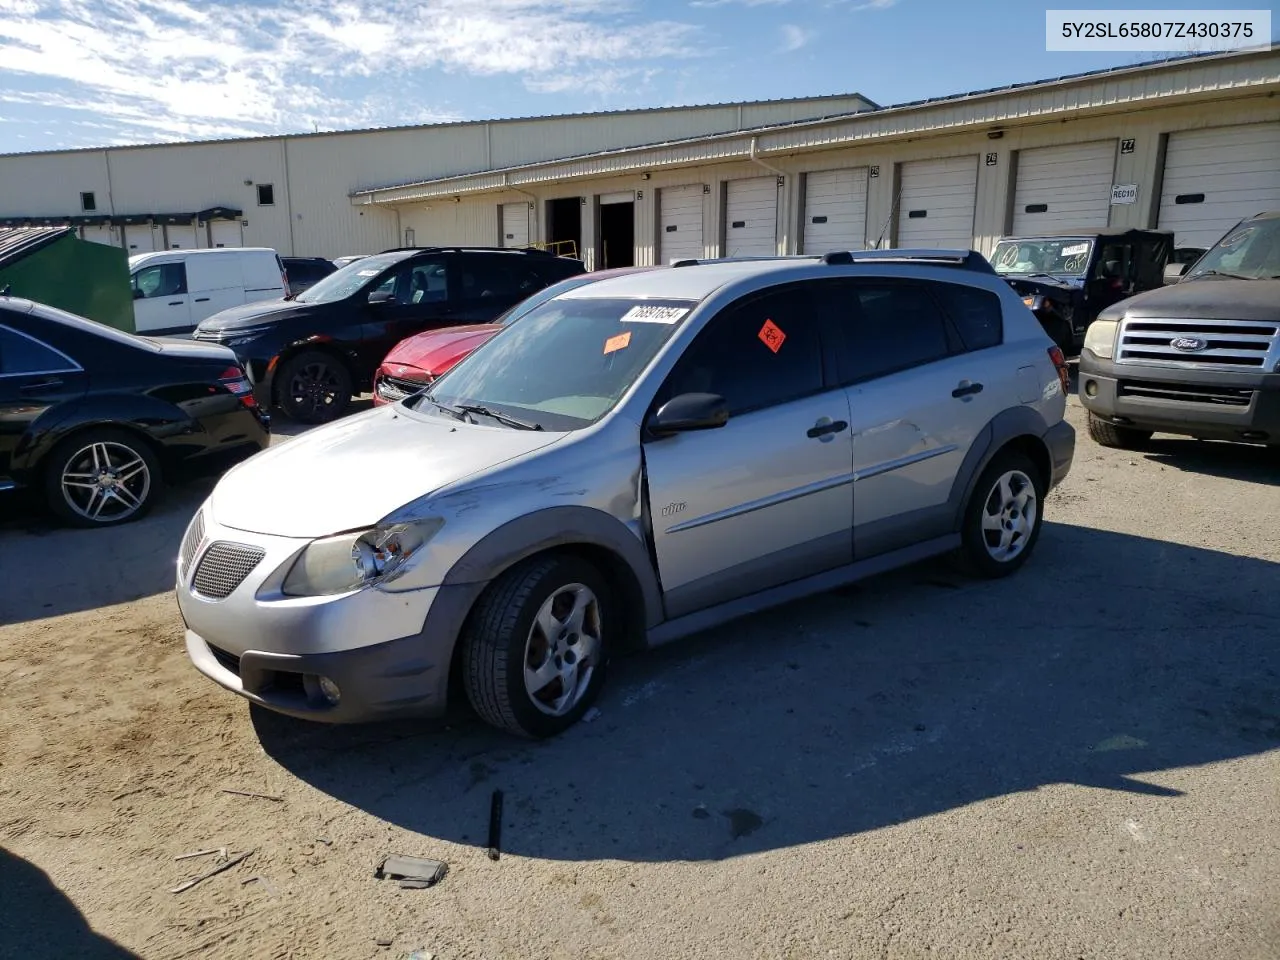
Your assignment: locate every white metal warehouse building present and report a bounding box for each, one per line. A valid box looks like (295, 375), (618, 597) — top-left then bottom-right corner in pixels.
(1, 47), (1278, 267)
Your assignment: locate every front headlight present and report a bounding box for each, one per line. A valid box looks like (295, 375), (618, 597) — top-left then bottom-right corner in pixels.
(1083, 319), (1118, 360)
(282, 518), (444, 597)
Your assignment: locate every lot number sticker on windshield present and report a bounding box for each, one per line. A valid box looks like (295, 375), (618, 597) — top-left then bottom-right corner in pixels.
(1061, 243), (1089, 257)
(758, 319), (786, 353)
(621, 305), (688, 324)
(604, 331), (632, 354)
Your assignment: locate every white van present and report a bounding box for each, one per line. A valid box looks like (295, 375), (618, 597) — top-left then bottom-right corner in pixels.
(129, 248), (287, 336)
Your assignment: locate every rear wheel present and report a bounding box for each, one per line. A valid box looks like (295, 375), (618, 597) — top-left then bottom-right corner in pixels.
(956, 450), (1046, 579)
(276, 350), (352, 424)
(1087, 411), (1152, 450)
(43, 428), (163, 528)
(460, 554), (611, 739)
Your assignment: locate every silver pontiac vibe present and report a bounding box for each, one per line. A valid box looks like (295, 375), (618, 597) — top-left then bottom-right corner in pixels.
(177, 253), (1075, 739)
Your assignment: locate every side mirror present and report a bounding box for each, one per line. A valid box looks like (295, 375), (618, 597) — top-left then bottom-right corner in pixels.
(647, 392), (729, 436)
(368, 290), (395, 305)
(1163, 262), (1189, 285)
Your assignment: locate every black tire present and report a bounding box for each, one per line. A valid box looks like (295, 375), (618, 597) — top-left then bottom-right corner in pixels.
(956, 449), (1046, 579)
(1086, 411), (1152, 450)
(1045, 315), (1075, 355)
(43, 427), (163, 528)
(276, 350), (352, 424)
(460, 553), (612, 739)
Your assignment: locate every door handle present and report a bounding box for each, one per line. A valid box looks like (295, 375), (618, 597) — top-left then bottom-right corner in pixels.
(952, 381), (984, 398)
(20, 378), (63, 394)
(806, 418), (848, 439)
(168, 300), (185, 306)
(194, 297), (210, 303)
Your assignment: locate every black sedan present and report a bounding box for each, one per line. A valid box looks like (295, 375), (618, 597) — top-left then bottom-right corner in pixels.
(0, 297), (269, 528)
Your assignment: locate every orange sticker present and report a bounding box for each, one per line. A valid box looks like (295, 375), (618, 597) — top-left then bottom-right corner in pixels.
(604, 330), (632, 354)
(758, 318), (786, 353)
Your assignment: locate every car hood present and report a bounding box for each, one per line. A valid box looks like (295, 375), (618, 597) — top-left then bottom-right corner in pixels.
(1100, 278), (1280, 322)
(382, 324), (503, 374)
(197, 298), (305, 331)
(209, 404), (564, 538)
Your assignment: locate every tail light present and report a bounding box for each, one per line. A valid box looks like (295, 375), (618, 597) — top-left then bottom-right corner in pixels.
(217, 365), (258, 409)
(1047, 346), (1071, 395)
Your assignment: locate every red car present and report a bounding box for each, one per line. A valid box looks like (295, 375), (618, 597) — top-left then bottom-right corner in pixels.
(373, 265), (661, 405)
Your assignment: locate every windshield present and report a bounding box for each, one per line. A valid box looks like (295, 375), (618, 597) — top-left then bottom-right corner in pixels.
(295, 252), (403, 303)
(1185, 218), (1280, 281)
(493, 273), (608, 326)
(412, 297), (694, 431)
(991, 238), (1093, 276)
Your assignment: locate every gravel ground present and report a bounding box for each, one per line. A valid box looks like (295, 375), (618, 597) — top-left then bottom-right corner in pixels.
(1, 396), (1277, 960)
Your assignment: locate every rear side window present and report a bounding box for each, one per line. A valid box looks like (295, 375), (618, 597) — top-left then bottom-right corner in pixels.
(532, 256), (587, 285)
(933, 283), (1003, 351)
(462, 254), (546, 300)
(812, 280), (955, 384)
(0, 325), (78, 376)
(660, 285), (824, 416)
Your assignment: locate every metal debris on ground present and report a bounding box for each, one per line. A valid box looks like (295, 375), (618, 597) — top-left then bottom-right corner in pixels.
(316, 837), (333, 846)
(175, 847), (228, 862)
(374, 854), (448, 889)
(407, 952), (435, 960)
(221, 788), (284, 802)
(487, 789), (504, 862)
(170, 849), (254, 894)
(240, 875), (279, 897)
(375, 937), (394, 947)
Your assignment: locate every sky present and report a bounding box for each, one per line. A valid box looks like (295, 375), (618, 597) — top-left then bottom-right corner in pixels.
(0, 0), (1275, 154)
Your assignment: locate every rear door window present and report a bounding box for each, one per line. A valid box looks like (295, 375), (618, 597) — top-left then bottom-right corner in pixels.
(0, 325), (79, 376)
(932, 283), (1003, 352)
(460, 254), (545, 302)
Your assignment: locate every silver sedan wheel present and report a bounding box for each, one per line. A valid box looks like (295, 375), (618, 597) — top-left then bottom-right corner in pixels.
(60, 441), (151, 523)
(981, 469), (1037, 562)
(524, 582), (602, 717)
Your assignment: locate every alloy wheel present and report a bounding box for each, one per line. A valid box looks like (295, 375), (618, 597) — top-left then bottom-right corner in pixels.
(980, 469), (1038, 562)
(60, 441), (152, 523)
(524, 583), (602, 716)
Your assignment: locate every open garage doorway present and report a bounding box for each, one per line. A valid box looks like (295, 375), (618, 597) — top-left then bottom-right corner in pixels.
(598, 192), (635, 269)
(545, 196), (583, 259)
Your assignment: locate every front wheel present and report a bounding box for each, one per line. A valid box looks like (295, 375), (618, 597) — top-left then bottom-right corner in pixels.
(956, 450), (1046, 579)
(460, 554), (612, 738)
(1087, 412), (1152, 450)
(43, 428), (163, 528)
(276, 350), (352, 424)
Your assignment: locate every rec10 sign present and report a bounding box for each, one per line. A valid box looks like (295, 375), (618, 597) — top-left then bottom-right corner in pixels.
(1110, 183), (1138, 205)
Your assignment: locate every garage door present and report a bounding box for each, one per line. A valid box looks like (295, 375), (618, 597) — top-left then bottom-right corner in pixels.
(165, 223), (199, 250)
(724, 176), (779, 257)
(659, 184), (704, 263)
(124, 224), (157, 253)
(501, 202), (531, 248)
(897, 156), (978, 248)
(209, 220), (242, 249)
(802, 167), (868, 253)
(81, 225), (119, 247)
(1012, 141), (1116, 234)
(1158, 122), (1280, 248)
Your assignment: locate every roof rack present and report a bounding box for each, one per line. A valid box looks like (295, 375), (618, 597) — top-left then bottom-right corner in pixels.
(821, 249), (995, 273)
(377, 245), (558, 256)
(670, 254), (821, 268)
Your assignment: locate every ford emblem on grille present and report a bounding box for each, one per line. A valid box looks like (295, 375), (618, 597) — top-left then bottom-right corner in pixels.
(1170, 336), (1207, 352)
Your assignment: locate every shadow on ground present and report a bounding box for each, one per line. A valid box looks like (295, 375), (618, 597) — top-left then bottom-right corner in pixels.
(255, 522), (1280, 863)
(1141, 436), (1279, 486)
(0, 848), (139, 959)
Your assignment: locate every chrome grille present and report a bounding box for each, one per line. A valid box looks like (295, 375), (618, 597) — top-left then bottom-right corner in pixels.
(376, 374), (431, 402)
(1118, 380), (1254, 407)
(179, 510), (206, 577)
(1116, 317), (1279, 368)
(192, 541), (266, 600)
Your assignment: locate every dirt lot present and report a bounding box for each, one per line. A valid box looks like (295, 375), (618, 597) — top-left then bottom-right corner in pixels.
(1, 396), (1277, 960)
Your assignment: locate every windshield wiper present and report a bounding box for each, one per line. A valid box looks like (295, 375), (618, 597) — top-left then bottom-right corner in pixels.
(414, 394), (466, 419)
(455, 403), (543, 431)
(1192, 269), (1252, 280)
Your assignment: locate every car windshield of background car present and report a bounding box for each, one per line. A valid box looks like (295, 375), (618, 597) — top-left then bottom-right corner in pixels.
(991, 238), (1093, 277)
(1184, 218), (1280, 281)
(294, 252), (403, 303)
(495, 273), (605, 326)
(413, 297), (694, 431)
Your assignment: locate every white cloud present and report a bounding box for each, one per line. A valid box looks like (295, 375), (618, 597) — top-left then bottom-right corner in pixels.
(0, 0), (704, 145)
(778, 23), (815, 52)
(847, 0), (899, 10)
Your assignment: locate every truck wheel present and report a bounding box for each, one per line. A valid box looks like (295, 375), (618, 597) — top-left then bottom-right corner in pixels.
(276, 351), (352, 424)
(460, 554), (611, 739)
(956, 450), (1046, 579)
(1087, 412), (1152, 450)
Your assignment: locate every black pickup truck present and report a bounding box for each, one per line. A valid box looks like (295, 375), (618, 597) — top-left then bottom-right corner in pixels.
(989, 228), (1175, 353)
